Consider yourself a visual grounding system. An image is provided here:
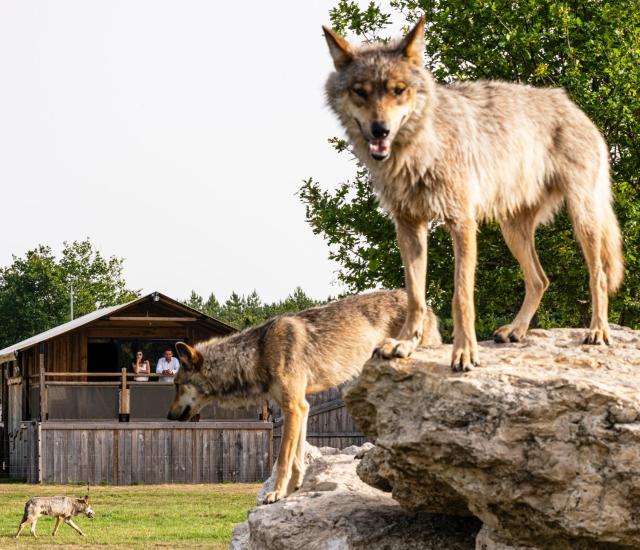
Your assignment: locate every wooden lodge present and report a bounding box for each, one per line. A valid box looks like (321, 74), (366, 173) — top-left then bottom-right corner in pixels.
(0, 291), (273, 484)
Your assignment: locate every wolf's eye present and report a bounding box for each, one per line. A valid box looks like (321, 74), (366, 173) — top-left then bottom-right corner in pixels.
(393, 86), (406, 96)
(352, 87), (367, 99)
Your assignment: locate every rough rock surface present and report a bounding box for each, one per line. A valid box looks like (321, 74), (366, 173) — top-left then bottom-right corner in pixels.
(475, 525), (537, 550)
(231, 443), (481, 550)
(346, 327), (640, 549)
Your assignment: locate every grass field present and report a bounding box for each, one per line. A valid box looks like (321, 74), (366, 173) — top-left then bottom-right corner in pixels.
(0, 482), (260, 549)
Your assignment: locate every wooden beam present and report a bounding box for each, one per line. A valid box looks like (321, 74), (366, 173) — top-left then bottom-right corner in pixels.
(40, 421), (273, 430)
(39, 359), (47, 421)
(107, 316), (198, 322)
(119, 368), (130, 422)
(44, 372), (167, 379)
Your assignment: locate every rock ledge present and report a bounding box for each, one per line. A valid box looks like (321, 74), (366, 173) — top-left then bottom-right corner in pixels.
(231, 443), (480, 549)
(345, 327), (640, 549)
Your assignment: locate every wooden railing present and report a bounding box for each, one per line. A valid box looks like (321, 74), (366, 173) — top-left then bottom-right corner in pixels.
(29, 370), (268, 423)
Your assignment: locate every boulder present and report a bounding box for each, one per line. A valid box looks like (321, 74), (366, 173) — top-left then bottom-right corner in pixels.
(231, 443), (481, 549)
(345, 327), (640, 549)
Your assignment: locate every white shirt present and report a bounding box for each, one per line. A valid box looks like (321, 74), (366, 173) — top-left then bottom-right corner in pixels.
(156, 357), (180, 383)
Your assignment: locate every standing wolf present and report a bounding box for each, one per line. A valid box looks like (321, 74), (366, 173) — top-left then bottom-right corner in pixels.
(167, 290), (440, 503)
(15, 495), (94, 538)
(323, 17), (623, 372)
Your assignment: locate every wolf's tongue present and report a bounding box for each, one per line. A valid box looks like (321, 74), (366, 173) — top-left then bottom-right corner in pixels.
(369, 139), (390, 156)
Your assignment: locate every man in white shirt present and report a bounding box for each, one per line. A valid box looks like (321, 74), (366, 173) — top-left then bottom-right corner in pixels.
(156, 348), (180, 383)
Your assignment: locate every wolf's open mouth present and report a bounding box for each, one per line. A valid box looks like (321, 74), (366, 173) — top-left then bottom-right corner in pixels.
(369, 139), (391, 160)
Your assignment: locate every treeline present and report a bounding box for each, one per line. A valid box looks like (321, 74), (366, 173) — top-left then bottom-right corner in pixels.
(0, 239), (328, 348)
(183, 287), (328, 329)
(0, 239), (140, 349)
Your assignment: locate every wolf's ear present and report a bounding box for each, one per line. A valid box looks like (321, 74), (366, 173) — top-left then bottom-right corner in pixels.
(176, 342), (203, 370)
(398, 16), (425, 66)
(83, 495), (89, 502)
(322, 26), (353, 70)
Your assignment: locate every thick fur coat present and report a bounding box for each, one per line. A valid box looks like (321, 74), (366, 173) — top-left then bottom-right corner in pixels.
(167, 289), (440, 503)
(323, 18), (623, 371)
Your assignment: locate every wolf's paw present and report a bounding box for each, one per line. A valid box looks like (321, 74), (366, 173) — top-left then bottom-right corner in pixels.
(583, 328), (610, 346)
(285, 483), (301, 496)
(286, 475), (303, 496)
(373, 338), (416, 359)
(493, 324), (527, 343)
(451, 343), (478, 372)
(262, 490), (285, 505)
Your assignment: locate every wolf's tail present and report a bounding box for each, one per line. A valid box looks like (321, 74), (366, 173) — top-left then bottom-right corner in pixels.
(600, 203), (624, 295)
(20, 502), (30, 523)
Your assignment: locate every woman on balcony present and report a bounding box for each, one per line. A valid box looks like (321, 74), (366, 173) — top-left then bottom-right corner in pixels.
(132, 351), (150, 382)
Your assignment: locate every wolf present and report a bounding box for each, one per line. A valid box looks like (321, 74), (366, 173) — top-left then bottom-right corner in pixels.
(322, 17), (624, 372)
(166, 289), (440, 503)
(15, 495), (94, 538)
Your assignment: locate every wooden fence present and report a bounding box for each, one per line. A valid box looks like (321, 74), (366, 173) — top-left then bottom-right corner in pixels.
(11, 421), (272, 484)
(272, 386), (366, 458)
(7, 421), (39, 481)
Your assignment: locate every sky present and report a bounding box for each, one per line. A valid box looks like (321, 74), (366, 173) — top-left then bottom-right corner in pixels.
(0, 0), (370, 304)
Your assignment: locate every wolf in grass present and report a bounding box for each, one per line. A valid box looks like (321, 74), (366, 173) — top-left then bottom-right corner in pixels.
(15, 495), (94, 538)
(167, 289), (440, 503)
(322, 17), (623, 372)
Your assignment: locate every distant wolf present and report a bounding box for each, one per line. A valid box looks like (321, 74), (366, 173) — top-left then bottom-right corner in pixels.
(167, 289), (440, 503)
(323, 17), (623, 372)
(15, 495), (94, 538)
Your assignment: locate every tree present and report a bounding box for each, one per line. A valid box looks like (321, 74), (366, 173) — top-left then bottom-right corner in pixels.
(183, 287), (325, 329)
(59, 239), (139, 316)
(0, 239), (140, 348)
(300, 0), (640, 339)
(184, 290), (205, 312)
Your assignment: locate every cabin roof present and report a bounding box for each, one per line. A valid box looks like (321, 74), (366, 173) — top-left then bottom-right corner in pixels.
(0, 291), (235, 364)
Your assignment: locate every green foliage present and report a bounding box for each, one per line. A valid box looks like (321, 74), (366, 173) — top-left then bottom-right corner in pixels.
(0, 239), (140, 348)
(301, 0), (640, 339)
(183, 287), (326, 329)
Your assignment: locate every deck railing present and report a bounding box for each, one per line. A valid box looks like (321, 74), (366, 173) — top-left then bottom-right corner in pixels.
(29, 371), (267, 422)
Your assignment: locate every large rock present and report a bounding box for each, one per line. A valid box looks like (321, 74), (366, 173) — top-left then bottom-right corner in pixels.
(345, 327), (640, 549)
(231, 444), (481, 549)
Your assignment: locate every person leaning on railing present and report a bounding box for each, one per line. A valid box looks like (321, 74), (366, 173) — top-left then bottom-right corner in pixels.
(132, 351), (150, 382)
(156, 348), (180, 383)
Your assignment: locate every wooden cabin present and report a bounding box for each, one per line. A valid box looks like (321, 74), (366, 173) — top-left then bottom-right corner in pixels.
(0, 292), (272, 484)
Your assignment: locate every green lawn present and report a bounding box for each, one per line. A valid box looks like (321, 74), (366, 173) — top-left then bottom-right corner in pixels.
(0, 483), (260, 549)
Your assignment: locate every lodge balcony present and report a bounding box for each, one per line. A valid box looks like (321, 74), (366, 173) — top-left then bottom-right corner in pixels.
(27, 370), (266, 422)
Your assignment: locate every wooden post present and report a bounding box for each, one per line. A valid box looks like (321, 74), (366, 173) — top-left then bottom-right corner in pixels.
(119, 368), (130, 422)
(261, 400), (269, 422)
(39, 354), (47, 422)
(37, 422), (43, 483)
(268, 423), (274, 471)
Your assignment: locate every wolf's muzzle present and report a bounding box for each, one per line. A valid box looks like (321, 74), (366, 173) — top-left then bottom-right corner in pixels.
(168, 405), (191, 421)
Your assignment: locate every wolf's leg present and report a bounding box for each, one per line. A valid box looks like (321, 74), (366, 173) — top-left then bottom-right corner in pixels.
(52, 516), (63, 536)
(64, 518), (86, 536)
(264, 388), (307, 504)
(30, 518), (38, 538)
(287, 399), (309, 495)
(449, 219), (479, 371)
(567, 197), (610, 345)
(494, 212), (549, 343)
(15, 519), (32, 538)
(375, 218), (428, 358)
